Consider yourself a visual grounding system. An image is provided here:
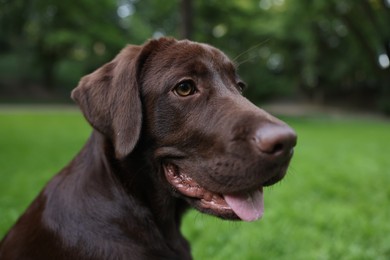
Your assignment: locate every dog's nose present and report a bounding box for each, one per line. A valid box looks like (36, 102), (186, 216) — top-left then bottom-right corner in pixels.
(255, 124), (297, 157)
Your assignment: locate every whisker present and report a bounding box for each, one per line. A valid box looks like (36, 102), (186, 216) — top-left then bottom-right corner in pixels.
(235, 55), (257, 67)
(233, 39), (270, 63)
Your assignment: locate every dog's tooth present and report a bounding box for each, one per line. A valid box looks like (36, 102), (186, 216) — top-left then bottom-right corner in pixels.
(204, 191), (213, 201)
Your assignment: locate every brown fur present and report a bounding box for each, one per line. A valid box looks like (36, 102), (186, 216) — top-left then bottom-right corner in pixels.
(0, 38), (296, 260)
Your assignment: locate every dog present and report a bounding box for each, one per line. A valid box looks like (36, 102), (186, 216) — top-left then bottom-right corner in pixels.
(0, 37), (297, 259)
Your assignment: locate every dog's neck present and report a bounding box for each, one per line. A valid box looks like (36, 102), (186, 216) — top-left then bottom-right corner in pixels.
(67, 131), (191, 258)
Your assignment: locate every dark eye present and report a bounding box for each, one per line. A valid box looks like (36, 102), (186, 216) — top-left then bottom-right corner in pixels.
(237, 81), (246, 93)
(173, 80), (197, 97)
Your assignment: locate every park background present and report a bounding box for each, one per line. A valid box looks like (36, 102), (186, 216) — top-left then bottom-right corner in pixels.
(1, 1), (390, 259)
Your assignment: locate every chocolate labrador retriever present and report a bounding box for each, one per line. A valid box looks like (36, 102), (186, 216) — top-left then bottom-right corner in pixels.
(0, 37), (297, 259)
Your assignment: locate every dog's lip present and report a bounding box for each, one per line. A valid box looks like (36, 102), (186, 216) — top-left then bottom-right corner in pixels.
(163, 163), (264, 221)
(163, 163), (223, 201)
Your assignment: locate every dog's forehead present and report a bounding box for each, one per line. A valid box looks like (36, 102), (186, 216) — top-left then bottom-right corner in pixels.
(160, 41), (236, 76)
(197, 42), (232, 63)
(184, 41), (233, 69)
(145, 40), (229, 69)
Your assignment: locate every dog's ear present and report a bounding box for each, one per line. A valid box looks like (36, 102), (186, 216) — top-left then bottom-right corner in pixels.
(71, 45), (144, 159)
(72, 38), (177, 159)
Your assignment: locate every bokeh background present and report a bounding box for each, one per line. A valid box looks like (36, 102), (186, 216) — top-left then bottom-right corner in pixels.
(1, 0), (389, 111)
(1, 1), (390, 259)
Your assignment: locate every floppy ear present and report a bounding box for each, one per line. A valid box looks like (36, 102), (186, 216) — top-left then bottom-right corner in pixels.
(71, 45), (144, 159)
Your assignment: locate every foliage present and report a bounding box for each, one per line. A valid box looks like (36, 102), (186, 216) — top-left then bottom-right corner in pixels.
(192, 0), (390, 107)
(0, 110), (389, 259)
(0, 0), (389, 111)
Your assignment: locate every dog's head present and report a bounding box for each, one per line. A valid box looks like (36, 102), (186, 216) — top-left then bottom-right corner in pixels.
(72, 38), (297, 222)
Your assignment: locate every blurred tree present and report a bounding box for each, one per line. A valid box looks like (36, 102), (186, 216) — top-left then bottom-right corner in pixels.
(253, 0), (390, 109)
(0, 0), (130, 89)
(0, 0), (389, 112)
(195, 0), (389, 111)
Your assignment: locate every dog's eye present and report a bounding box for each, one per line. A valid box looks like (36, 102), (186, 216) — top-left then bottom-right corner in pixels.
(174, 80), (197, 97)
(237, 81), (246, 93)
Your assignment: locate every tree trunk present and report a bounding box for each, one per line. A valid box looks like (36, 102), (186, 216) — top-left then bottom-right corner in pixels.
(180, 0), (193, 40)
(42, 60), (55, 90)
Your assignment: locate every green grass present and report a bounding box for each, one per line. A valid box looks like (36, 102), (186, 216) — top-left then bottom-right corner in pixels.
(1, 109), (390, 259)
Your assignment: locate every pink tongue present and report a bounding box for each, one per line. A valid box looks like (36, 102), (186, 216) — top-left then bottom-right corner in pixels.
(223, 189), (264, 222)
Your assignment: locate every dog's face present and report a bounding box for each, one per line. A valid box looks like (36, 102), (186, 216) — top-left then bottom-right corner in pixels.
(139, 39), (297, 221)
(72, 38), (297, 222)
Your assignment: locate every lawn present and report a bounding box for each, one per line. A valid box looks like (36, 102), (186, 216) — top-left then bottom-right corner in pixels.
(0, 108), (389, 259)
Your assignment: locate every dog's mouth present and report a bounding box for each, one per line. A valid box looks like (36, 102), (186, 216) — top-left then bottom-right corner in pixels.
(163, 163), (264, 222)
